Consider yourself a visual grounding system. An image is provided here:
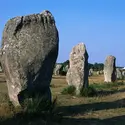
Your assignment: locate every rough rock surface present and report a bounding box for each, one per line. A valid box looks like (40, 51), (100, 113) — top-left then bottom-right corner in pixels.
(116, 68), (122, 79)
(89, 69), (93, 76)
(100, 70), (104, 74)
(1, 10), (59, 106)
(96, 71), (100, 75)
(54, 64), (62, 75)
(122, 71), (125, 78)
(104, 55), (116, 82)
(66, 43), (89, 95)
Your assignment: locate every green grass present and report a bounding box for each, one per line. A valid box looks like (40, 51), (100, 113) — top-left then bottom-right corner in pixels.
(1, 74), (125, 125)
(61, 85), (76, 95)
(0, 97), (62, 125)
(61, 82), (125, 97)
(90, 82), (125, 91)
(61, 86), (97, 97)
(80, 86), (97, 97)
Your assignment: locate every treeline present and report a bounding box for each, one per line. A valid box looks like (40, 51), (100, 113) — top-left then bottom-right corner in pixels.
(57, 60), (69, 75)
(56, 60), (123, 76)
(88, 63), (104, 71)
(57, 60), (104, 76)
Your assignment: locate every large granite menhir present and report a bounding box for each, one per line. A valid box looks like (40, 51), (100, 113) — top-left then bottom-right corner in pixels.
(1, 10), (59, 106)
(66, 43), (89, 95)
(104, 55), (116, 82)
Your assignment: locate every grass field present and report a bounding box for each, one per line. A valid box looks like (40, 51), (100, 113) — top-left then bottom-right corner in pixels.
(0, 73), (125, 125)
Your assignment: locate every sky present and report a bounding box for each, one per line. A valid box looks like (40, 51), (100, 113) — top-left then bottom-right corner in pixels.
(0, 0), (125, 66)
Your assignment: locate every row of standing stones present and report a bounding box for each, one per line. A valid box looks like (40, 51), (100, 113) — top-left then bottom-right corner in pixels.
(66, 43), (117, 95)
(0, 10), (118, 106)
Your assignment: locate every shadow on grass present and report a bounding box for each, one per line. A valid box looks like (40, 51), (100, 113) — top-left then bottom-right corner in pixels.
(57, 98), (125, 116)
(0, 112), (62, 125)
(1, 113), (125, 125)
(0, 98), (125, 125)
(97, 88), (125, 96)
(1, 84), (125, 125)
(62, 115), (125, 125)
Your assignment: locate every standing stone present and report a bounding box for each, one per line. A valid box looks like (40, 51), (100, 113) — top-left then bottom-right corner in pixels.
(96, 71), (100, 75)
(89, 70), (92, 76)
(65, 64), (69, 73)
(62, 64), (69, 75)
(116, 68), (122, 80)
(54, 64), (62, 75)
(1, 10), (59, 106)
(66, 43), (89, 95)
(0, 65), (2, 72)
(104, 55), (116, 82)
(122, 70), (125, 79)
(100, 70), (104, 74)
(89, 68), (93, 76)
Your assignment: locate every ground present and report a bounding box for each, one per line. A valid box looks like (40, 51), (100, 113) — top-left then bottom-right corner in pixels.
(0, 73), (125, 125)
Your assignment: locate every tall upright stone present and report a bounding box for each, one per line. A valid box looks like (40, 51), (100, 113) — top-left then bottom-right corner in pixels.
(1, 10), (59, 106)
(104, 55), (116, 82)
(116, 68), (122, 80)
(66, 43), (89, 95)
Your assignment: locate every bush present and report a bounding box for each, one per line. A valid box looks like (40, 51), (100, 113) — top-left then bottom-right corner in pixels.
(17, 95), (59, 122)
(80, 87), (97, 97)
(61, 85), (76, 95)
(23, 96), (56, 113)
(59, 70), (67, 76)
